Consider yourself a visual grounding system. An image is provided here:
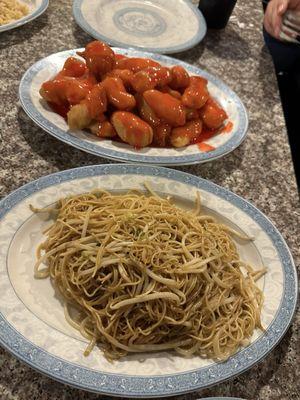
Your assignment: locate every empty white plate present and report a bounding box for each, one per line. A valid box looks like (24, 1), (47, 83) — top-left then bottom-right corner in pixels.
(73, 0), (207, 53)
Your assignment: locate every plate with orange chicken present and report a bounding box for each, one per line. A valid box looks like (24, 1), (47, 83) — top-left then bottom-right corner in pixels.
(19, 41), (248, 165)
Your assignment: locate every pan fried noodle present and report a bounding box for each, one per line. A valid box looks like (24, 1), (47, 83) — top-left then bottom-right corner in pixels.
(32, 186), (266, 361)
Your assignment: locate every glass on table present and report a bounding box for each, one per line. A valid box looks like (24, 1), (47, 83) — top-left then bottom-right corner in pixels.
(198, 0), (238, 29)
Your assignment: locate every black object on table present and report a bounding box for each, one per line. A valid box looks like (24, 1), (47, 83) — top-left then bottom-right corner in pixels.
(262, 2), (300, 189)
(198, 0), (238, 29)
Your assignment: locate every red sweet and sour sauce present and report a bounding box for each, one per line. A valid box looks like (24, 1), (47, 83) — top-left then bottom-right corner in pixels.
(191, 120), (233, 152)
(48, 102), (70, 119)
(221, 121), (233, 134)
(198, 142), (215, 152)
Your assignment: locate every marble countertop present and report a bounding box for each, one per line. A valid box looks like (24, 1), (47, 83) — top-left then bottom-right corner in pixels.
(0, 0), (299, 399)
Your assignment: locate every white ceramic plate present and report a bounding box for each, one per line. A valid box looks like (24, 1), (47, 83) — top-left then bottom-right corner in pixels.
(0, 0), (48, 33)
(19, 48), (248, 166)
(199, 398), (245, 400)
(72, 0), (207, 54)
(0, 165), (297, 397)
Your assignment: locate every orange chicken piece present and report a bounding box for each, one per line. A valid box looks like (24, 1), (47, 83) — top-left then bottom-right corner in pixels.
(136, 93), (161, 127)
(77, 41), (115, 79)
(102, 77), (136, 110)
(115, 57), (161, 73)
(131, 67), (172, 93)
(40, 75), (95, 106)
(105, 69), (134, 89)
(143, 90), (186, 127)
(89, 120), (117, 138)
(170, 66), (190, 90)
(198, 97), (227, 129)
(170, 119), (203, 147)
(182, 76), (209, 109)
(67, 83), (107, 130)
(56, 57), (87, 78)
(111, 111), (153, 147)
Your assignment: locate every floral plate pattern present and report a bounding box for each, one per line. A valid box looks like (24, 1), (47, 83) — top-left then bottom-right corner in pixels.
(72, 0), (207, 54)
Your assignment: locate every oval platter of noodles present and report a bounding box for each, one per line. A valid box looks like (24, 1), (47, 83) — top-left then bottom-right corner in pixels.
(0, 164), (297, 397)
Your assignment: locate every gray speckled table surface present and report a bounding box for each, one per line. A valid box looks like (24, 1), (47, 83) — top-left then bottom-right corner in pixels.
(0, 0), (299, 399)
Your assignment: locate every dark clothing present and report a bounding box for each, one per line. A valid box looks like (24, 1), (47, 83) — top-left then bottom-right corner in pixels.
(262, 4), (300, 188)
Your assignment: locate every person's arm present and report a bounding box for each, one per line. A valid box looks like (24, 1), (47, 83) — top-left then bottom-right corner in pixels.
(264, 0), (300, 38)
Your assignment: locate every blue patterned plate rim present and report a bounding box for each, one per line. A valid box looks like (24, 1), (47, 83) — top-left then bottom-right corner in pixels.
(19, 48), (248, 166)
(198, 398), (246, 400)
(72, 0), (207, 54)
(0, 164), (297, 398)
(0, 0), (49, 33)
